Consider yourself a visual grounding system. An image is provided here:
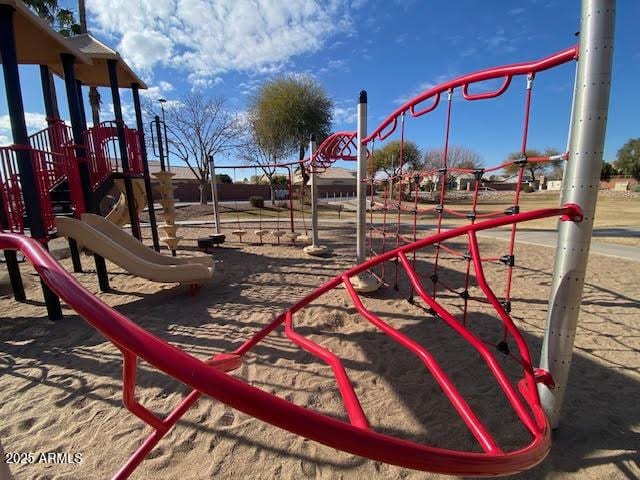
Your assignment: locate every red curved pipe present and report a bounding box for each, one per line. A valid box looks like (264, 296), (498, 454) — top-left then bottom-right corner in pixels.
(363, 45), (577, 143)
(0, 204), (580, 477)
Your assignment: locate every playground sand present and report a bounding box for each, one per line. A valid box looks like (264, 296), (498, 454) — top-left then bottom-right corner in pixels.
(0, 223), (638, 480)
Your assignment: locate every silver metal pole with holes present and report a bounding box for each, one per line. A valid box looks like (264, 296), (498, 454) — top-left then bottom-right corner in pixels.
(356, 90), (368, 264)
(538, 0), (615, 428)
(303, 135), (328, 256)
(309, 136), (319, 246)
(208, 156), (221, 235)
(352, 90), (379, 292)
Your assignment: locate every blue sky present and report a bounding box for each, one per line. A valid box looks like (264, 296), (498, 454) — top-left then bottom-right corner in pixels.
(1, 0), (638, 170)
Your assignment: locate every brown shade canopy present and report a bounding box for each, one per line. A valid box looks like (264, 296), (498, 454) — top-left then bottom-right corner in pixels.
(49, 33), (147, 89)
(0, 0), (91, 67)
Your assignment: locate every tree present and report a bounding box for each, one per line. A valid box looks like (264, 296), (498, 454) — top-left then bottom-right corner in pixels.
(600, 161), (617, 181)
(24, 1), (81, 120)
(422, 145), (483, 171)
(614, 138), (640, 181)
(76, 0), (102, 127)
(369, 140), (421, 177)
(23, 0), (58, 24)
(502, 148), (559, 184)
(240, 116), (284, 204)
(215, 174), (232, 184)
(26, 1), (101, 126)
(148, 92), (244, 204)
(248, 75), (332, 202)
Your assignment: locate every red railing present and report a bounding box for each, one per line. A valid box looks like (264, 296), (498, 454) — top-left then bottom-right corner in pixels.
(0, 203), (583, 478)
(0, 146), (25, 232)
(28, 120), (74, 180)
(29, 121), (86, 220)
(83, 121), (144, 190)
(0, 120), (87, 234)
(0, 146), (60, 234)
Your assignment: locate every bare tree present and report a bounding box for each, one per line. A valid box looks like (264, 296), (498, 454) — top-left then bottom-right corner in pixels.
(147, 92), (244, 204)
(503, 148), (559, 183)
(422, 145), (483, 171)
(240, 116), (288, 204)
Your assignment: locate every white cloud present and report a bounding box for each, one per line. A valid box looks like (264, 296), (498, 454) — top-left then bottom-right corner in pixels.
(238, 79), (262, 96)
(104, 102), (137, 126)
(394, 75), (452, 105)
(88, 0), (359, 86)
(0, 112), (49, 145)
(332, 106), (356, 126)
(141, 80), (175, 100)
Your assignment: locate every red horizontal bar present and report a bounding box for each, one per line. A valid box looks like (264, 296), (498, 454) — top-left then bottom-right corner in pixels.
(364, 45), (577, 144)
(343, 276), (502, 454)
(397, 253), (545, 436)
(284, 311), (369, 429)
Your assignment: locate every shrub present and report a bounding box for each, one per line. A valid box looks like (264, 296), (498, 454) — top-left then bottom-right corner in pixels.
(249, 196), (264, 208)
(521, 185), (535, 193)
(632, 185), (640, 193)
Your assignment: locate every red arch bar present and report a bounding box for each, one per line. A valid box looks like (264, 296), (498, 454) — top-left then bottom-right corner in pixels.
(0, 203), (582, 478)
(363, 45), (578, 143)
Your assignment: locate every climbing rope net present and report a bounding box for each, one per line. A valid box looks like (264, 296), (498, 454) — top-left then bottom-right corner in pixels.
(0, 45), (583, 479)
(363, 67), (571, 333)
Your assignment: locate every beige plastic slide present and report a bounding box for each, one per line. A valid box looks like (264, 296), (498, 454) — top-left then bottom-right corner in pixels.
(81, 214), (213, 268)
(55, 217), (213, 284)
(106, 178), (147, 226)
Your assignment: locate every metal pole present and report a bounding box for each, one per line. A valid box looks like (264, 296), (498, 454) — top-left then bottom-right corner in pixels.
(61, 54), (110, 288)
(208, 156), (221, 235)
(76, 80), (88, 131)
(154, 115), (166, 171)
(309, 136), (319, 246)
(107, 59), (141, 241)
(0, 5), (62, 319)
(61, 54), (93, 213)
(40, 63), (84, 273)
(39, 65), (59, 124)
(287, 166), (294, 233)
(356, 90), (368, 262)
(303, 135), (329, 256)
(162, 104), (170, 172)
(353, 90), (379, 292)
(132, 83), (161, 252)
(538, 0), (615, 428)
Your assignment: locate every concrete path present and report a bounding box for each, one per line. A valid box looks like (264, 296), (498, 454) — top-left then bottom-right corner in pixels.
(477, 228), (639, 262)
(143, 218), (638, 262)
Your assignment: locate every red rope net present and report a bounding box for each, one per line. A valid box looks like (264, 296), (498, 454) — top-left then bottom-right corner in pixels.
(364, 53), (572, 335)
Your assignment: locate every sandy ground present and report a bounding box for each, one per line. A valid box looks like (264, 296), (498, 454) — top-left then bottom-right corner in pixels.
(0, 222), (638, 480)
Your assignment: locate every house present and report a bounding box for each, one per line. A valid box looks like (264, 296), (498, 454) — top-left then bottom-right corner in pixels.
(292, 166), (357, 186)
(420, 171), (478, 191)
(292, 166), (358, 197)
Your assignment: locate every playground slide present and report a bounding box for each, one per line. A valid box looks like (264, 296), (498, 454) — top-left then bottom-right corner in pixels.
(106, 178), (147, 226)
(81, 213), (214, 268)
(55, 217), (213, 284)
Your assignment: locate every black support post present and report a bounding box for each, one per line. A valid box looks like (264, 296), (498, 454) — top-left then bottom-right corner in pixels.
(61, 54), (93, 213)
(108, 59), (141, 241)
(154, 115), (166, 171)
(132, 83), (160, 251)
(40, 64), (83, 273)
(61, 53), (110, 291)
(76, 80), (88, 131)
(0, 5), (62, 320)
(39, 65), (59, 123)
